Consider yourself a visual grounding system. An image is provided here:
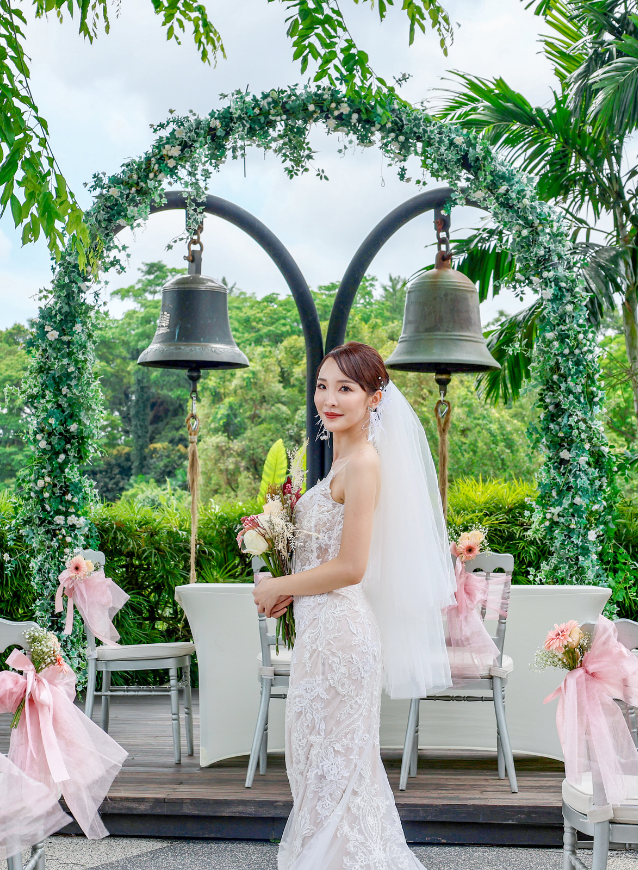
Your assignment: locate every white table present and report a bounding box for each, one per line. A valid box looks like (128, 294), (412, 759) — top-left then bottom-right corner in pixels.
(175, 583), (610, 767)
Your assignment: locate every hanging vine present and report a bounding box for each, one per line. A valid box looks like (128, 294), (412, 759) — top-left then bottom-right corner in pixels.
(10, 83), (614, 676)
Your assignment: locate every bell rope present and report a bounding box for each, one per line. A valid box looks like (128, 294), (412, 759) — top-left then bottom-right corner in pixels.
(186, 377), (201, 584)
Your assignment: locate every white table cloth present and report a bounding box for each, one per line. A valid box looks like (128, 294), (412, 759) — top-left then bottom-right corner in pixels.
(175, 583), (610, 767)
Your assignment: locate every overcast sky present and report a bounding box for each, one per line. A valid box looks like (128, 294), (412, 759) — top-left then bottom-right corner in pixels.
(0, 0), (556, 329)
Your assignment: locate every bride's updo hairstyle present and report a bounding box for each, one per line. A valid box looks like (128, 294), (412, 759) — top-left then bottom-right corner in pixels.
(319, 342), (390, 394)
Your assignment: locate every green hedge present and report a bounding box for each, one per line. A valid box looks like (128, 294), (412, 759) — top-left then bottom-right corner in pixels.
(1, 480), (637, 684)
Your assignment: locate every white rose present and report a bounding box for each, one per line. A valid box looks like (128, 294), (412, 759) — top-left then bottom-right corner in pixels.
(559, 450), (571, 460)
(243, 529), (269, 556)
(263, 500), (283, 515)
(588, 530), (597, 541)
(36, 479), (44, 488)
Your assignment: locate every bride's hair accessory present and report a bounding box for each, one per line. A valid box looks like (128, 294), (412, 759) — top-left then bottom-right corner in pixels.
(315, 414), (331, 441)
(366, 381), (392, 446)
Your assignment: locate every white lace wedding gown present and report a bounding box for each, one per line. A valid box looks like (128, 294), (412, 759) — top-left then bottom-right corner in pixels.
(278, 468), (424, 870)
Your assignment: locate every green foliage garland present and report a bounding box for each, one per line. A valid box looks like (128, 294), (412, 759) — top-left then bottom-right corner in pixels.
(14, 84), (613, 675)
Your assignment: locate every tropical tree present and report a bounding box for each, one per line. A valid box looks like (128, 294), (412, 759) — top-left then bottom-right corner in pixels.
(0, 0), (451, 268)
(435, 0), (638, 431)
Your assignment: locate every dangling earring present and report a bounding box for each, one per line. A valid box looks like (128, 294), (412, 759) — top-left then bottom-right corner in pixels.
(315, 415), (331, 441)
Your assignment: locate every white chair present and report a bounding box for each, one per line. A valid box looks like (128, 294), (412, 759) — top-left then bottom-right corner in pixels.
(0, 618), (46, 870)
(399, 551), (517, 793)
(80, 550), (195, 764)
(6, 842), (45, 870)
(563, 618), (638, 869)
(245, 612), (291, 788)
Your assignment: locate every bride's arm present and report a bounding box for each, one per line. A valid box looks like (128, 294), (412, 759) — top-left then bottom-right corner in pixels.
(253, 451), (379, 616)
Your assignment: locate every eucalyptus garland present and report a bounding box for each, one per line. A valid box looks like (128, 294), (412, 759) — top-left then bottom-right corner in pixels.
(14, 84), (613, 674)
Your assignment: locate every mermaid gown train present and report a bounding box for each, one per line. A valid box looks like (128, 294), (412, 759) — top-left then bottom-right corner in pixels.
(278, 469), (424, 870)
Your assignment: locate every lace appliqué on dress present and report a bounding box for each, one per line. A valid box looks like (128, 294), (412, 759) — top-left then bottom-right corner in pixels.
(278, 472), (423, 870)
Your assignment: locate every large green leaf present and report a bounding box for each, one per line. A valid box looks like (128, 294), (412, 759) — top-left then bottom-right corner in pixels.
(258, 439), (288, 504)
(476, 302), (541, 405)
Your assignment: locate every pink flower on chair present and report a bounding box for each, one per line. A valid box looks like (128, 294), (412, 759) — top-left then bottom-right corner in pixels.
(453, 529), (486, 562)
(66, 555), (88, 577)
(544, 620), (581, 652)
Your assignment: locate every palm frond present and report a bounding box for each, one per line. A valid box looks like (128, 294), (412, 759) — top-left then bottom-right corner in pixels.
(436, 73), (612, 216)
(587, 29), (638, 131)
(476, 303), (541, 405)
(452, 227), (516, 302)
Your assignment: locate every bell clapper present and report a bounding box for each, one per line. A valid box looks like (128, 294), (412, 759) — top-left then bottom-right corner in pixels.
(434, 371), (452, 518)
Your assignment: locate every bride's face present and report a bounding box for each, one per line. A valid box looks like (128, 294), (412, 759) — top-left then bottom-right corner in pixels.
(315, 358), (380, 435)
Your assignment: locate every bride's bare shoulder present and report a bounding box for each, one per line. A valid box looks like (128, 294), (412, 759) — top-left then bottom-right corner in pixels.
(346, 446), (380, 478)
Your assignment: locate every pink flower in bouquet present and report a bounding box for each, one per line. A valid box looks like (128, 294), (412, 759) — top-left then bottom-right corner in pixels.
(55, 653), (70, 673)
(544, 620), (581, 653)
(283, 476), (293, 495)
(67, 555), (88, 577)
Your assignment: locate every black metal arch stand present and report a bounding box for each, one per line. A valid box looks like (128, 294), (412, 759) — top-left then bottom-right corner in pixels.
(134, 192), (326, 486)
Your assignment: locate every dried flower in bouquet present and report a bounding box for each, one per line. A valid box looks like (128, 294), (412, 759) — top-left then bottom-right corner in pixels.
(531, 620), (591, 673)
(11, 626), (71, 728)
(237, 441), (307, 649)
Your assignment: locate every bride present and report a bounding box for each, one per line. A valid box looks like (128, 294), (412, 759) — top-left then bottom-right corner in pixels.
(253, 341), (456, 869)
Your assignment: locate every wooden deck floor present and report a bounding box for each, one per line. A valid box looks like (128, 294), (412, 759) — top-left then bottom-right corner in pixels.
(0, 693), (565, 845)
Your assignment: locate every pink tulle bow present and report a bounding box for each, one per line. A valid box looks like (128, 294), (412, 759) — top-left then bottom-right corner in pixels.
(55, 567), (129, 645)
(444, 551), (504, 685)
(0, 753), (70, 861)
(0, 650), (128, 839)
(545, 615), (638, 815)
(4, 649), (69, 782)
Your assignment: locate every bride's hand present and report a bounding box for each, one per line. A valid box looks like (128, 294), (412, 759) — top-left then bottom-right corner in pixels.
(271, 594), (294, 619)
(253, 573), (289, 617)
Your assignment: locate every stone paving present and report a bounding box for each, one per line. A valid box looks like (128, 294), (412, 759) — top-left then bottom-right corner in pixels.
(16, 837), (638, 869)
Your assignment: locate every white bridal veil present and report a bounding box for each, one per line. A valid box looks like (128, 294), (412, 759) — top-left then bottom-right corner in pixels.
(363, 381), (456, 699)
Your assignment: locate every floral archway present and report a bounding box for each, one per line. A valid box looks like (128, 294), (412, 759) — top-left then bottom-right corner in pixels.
(14, 84), (613, 672)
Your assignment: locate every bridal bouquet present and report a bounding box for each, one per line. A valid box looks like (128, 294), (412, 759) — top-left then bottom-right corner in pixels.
(237, 442), (307, 649)
(531, 621), (591, 672)
(10, 627), (70, 728)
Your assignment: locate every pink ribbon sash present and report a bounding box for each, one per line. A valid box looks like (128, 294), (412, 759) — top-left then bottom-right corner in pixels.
(545, 615), (638, 815)
(55, 567), (129, 645)
(3, 650), (69, 782)
(0, 648), (128, 840)
(0, 753), (70, 861)
(444, 553), (503, 684)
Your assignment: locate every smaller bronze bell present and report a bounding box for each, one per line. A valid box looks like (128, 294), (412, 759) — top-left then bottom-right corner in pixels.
(137, 248), (248, 372)
(385, 252), (500, 374)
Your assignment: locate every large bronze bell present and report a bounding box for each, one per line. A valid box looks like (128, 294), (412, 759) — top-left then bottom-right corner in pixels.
(385, 252), (500, 375)
(137, 247), (248, 372)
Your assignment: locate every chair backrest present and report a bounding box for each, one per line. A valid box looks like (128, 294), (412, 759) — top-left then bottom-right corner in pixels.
(581, 618), (638, 749)
(458, 551), (515, 658)
(0, 617), (39, 654)
(257, 613), (276, 668)
(581, 618), (638, 652)
(78, 549), (107, 654)
(81, 549), (106, 570)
